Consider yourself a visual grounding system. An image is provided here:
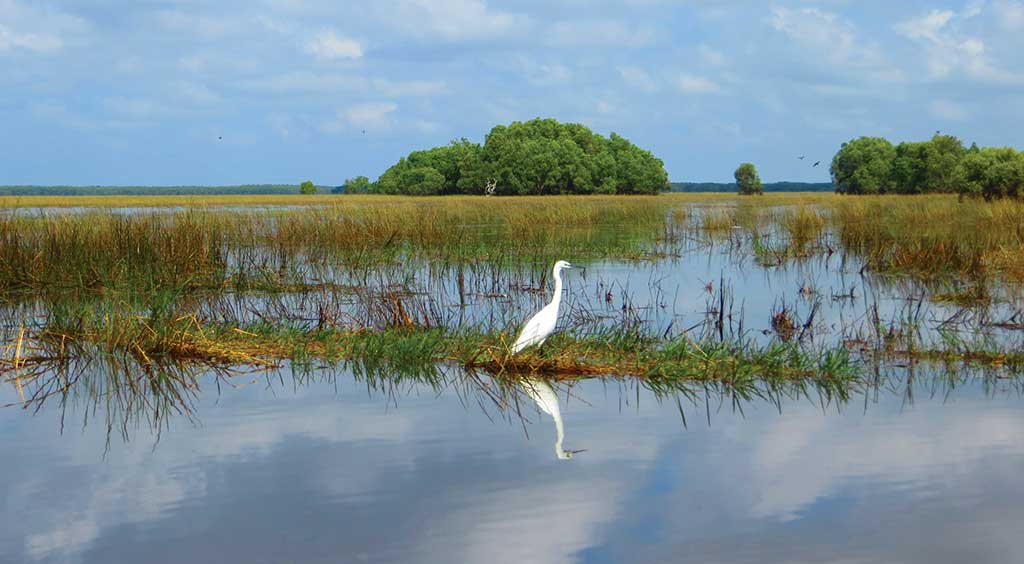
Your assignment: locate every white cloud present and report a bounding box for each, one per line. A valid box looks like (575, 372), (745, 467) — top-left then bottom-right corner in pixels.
(897, 9), (955, 42)
(175, 82), (221, 105)
(515, 56), (571, 86)
(0, 24), (62, 52)
(103, 96), (160, 119)
(373, 78), (446, 97)
(548, 19), (654, 47)
(993, 0), (1024, 29)
(413, 119), (440, 133)
(676, 73), (720, 94)
(698, 44), (726, 66)
(389, 0), (528, 40)
(929, 99), (969, 121)
(618, 66), (657, 92)
(328, 101), (398, 132)
(267, 113), (296, 138)
(155, 10), (241, 38)
(770, 7), (895, 78)
(896, 7), (1017, 82)
(254, 71), (368, 93)
(304, 29), (363, 61)
(0, 0), (86, 53)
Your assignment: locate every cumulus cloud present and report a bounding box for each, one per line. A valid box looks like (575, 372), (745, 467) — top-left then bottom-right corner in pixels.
(175, 82), (221, 105)
(328, 101), (398, 131)
(896, 7), (1016, 82)
(993, 0), (1024, 29)
(0, 25), (62, 52)
(0, 0), (86, 53)
(373, 78), (446, 97)
(304, 29), (363, 60)
(155, 10), (241, 38)
(770, 6), (893, 75)
(618, 66), (657, 92)
(254, 71), (368, 93)
(698, 44), (727, 66)
(676, 73), (720, 94)
(547, 19), (655, 47)
(388, 0), (528, 40)
(516, 56), (571, 86)
(103, 96), (160, 119)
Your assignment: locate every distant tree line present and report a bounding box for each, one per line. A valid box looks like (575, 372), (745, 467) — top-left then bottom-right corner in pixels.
(670, 182), (834, 193)
(0, 184), (305, 196)
(369, 118), (670, 196)
(831, 134), (1024, 199)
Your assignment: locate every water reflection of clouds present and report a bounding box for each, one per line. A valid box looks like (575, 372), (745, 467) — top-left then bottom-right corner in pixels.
(746, 405), (1024, 521)
(2, 376), (1024, 563)
(2, 385), (428, 562)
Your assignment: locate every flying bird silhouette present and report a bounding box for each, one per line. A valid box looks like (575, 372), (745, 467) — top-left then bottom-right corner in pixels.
(798, 155), (805, 160)
(812, 161), (821, 167)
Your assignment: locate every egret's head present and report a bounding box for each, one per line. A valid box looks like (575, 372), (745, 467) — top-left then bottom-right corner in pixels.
(554, 260), (574, 271)
(560, 448), (586, 459)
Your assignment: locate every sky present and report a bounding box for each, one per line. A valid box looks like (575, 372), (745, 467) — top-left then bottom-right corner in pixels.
(2, 0), (1024, 185)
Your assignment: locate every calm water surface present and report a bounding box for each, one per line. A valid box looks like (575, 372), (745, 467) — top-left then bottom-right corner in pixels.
(4, 204), (1024, 563)
(2, 368), (1023, 564)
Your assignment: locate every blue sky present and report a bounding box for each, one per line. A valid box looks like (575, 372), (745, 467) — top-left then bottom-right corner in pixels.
(2, 0), (1023, 185)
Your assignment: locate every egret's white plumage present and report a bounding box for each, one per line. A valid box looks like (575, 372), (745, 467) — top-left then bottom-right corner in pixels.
(511, 260), (575, 354)
(520, 377), (583, 459)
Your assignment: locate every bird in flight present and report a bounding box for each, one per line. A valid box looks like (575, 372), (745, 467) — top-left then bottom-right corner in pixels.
(512, 260), (580, 354)
(812, 161), (821, 167)
(798, 155), (805, 160)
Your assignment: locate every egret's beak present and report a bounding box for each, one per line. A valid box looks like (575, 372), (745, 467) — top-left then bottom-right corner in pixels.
(568, 449), (587, 455)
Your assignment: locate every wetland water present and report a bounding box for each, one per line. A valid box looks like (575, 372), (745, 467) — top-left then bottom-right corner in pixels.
(2, 367), (1024, 564)
(3, 200), (1024, 562)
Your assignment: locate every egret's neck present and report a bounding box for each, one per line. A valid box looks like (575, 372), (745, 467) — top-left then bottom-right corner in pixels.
(551, 267), (564, 308)
(554, 410), (568, 459)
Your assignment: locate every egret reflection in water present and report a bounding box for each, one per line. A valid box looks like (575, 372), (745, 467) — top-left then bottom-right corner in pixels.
(520, 377), (584, 460)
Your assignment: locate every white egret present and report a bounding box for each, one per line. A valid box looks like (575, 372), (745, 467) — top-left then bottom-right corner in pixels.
(511, 260), (578, 354)
(520, 377), (584, 459)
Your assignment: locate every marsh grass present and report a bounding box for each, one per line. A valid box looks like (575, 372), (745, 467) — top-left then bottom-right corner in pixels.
(0, 196), (672, 295)
(779, 205), (827, 248)
(830, 195), (1024, 280)
(5, 191), (1024, 398)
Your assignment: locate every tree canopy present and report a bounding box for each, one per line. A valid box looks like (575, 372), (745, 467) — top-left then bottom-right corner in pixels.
(831, 134), (1024, 199)
(332, 176), (370, 194)
(734, 163), (763, 195)
(371, 119), (669, 196)
(830, 137), (896, 195)
(299, 180), (317, 195)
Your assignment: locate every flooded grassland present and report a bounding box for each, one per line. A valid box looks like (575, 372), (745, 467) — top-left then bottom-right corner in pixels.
(3, 193), (1024, 563)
